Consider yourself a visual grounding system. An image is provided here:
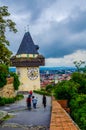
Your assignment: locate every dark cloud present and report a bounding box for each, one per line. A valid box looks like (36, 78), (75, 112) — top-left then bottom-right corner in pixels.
(0, 0), (56, 22)
(1, 0), (86, 60)
(67, 10), (86, 33)
(38, 9), (86, 58)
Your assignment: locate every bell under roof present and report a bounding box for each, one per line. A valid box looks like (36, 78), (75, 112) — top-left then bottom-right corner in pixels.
(17, 32), (39, 55)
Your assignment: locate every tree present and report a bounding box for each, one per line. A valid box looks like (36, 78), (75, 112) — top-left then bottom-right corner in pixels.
(0, 64), (9, 88)
(73, 60), (85, 72)
(54, 80), (79, 102)
(71, 72), (86, 94)
(0, 6), (17, 65)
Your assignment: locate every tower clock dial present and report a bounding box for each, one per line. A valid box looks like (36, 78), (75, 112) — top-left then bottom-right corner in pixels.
(27, 67), (39, 80)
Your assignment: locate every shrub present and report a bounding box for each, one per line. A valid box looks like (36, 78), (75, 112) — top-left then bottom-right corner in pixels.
(0, 94), (24, 106)
(71, 72), (86, 94)
(54, 80), (79, 102)
(10, 73), (20, 90)
(46, 84), (53, 93)
(33, 90), (51, 96)
(15, 94), (24, 100)
(0, 73), (7, 88)
(0, 64), (9, 88)
(70, 95), (86, 130)
(0, 97), (5, 106)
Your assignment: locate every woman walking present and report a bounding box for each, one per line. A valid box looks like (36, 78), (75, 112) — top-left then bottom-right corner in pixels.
(42, 94), (46, 108)
(26, 94), (31, 110)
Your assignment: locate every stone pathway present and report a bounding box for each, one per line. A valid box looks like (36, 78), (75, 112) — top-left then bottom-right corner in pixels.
(0, 93), (51, 130)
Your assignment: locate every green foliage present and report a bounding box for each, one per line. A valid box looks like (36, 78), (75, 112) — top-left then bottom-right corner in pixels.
(0, 43), (12, 65)
(71, 72), (86, 94)
(0, 94), (24, 106)
(15, 94), (24, 100)
(10, 73), (20, 90)
(33, 89), (51, 96)
(0, 72), (7, 88)
(80, 67), (86, 73)
(70, 95), (86, 130)
(0, 6), (17, 65)
(73, 60), (85, 72)
(46, 84), (53, 93)
(0, 64), (9, 88)
(54, 80), (79, 101)
(0, 64), (9, 73)
(2, 114), (11, 121)
(0, 97), (15, 106)
(0, 97), (5, 106)
(53, 71), (86, 129)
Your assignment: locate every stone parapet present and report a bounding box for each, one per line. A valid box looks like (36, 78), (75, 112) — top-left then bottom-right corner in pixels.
(50, 99), (80, 130)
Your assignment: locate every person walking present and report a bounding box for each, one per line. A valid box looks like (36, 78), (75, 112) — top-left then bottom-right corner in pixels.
(29, 90), (33, 96)
(32, 96), (37, 109)
(42, 94), (46, 108)
(26, 94), (32, 110)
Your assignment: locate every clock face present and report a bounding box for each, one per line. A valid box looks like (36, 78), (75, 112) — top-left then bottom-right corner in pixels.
(27, 67), (39, 80)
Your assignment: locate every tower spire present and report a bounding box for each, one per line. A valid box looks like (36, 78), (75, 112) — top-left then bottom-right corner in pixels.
(17, 31), (39, 55)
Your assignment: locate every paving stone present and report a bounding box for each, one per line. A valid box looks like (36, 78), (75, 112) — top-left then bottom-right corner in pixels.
(0, 93), (51, 130)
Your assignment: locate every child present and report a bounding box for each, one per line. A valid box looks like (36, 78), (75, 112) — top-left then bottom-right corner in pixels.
(32, 96), (37, 109)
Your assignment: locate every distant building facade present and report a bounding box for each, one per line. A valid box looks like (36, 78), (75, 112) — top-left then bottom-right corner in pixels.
(11, 32), (45, 91)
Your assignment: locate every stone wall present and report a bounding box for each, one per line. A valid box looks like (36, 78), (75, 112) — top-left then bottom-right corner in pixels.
(50, 98), (80, 130)
(0, 77), (15, 98)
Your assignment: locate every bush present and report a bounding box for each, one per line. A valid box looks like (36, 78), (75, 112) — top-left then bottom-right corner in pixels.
(46, 84), (53, 93)
(54, 80), (79, 102)
(10, 73), (20, 90)
(0, 64), (9, 88)
(0, 97), (5, 106)
(0, 73), (7, 88)
(33, 90), (51, 96)
(0, 94), (24, 106)
(15, 94), (24, 100)
(70, 95), (86, 130)
(71, 72), (86, 94)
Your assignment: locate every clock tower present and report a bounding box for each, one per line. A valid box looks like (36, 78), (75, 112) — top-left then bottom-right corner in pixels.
(11, 31), (45, 91)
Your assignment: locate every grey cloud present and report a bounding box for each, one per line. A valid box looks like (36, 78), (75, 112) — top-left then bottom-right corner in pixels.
(37, 9), (86, 58)
(1, 0), (56, 22)
(1, 0), (86, 59)
(67, 10), (86, 33)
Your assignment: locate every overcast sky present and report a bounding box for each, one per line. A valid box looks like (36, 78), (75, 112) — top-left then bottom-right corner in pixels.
(0, 0), (86, 66)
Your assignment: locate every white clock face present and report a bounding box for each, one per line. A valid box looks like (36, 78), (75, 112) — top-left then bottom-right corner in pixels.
(27, 67), (38, 80)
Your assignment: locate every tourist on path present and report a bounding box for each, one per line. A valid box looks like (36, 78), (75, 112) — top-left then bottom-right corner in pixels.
(42, 94), (46, 108)
(26, 94), (32, 110)
(32, 96), (37, 109)
(29, 90), (33, 96)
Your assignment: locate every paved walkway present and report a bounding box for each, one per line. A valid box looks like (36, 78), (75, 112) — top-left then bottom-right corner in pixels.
(0, 93), (51, 130)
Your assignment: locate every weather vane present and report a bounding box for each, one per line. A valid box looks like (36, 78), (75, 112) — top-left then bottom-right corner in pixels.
(24, 27), (27, 32)
(24, 25), (29, 32)
(27, 25), (29, 31)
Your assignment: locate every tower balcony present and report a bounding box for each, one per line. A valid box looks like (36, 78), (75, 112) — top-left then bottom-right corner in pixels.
(10, 55), (45, 67)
